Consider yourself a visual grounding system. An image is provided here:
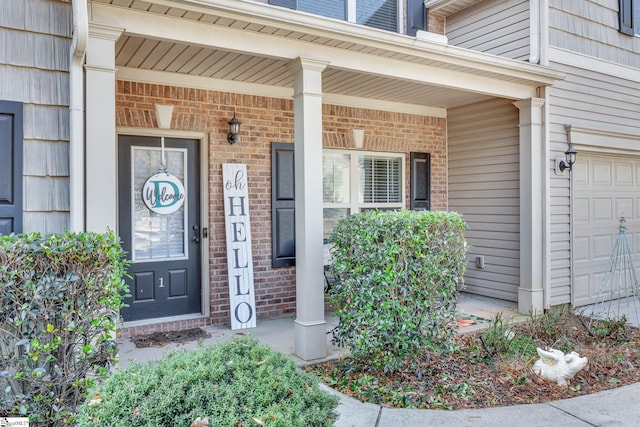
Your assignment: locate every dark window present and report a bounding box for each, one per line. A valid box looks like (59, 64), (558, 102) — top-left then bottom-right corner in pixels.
(0, 100), (23, 234)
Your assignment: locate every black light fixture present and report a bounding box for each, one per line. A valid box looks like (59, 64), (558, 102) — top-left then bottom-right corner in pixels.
(227, 112), (241, 144)
(558, 144), (577, 172)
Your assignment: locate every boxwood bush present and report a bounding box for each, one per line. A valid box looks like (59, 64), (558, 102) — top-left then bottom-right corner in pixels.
(0, 231), (128, 425)
(76, 336), (339, 427)
(328, 210), (467, 373)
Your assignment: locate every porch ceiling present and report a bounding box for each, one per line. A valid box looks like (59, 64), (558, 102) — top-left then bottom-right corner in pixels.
(115, 35), (489, 109)
(91, 0), (564, 110)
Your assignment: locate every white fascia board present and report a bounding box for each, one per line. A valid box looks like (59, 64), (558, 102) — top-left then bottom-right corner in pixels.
(117, 67), (448, 117)
(93, 4), (547, 100)
(549, 47), (640, 82)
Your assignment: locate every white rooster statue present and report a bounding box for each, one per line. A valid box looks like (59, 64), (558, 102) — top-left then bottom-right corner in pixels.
(533, 347), (588, 386)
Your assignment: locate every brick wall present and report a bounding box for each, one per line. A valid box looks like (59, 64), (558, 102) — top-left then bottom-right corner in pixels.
(428, 14), (446, 35)
(116, 81), (447, 332)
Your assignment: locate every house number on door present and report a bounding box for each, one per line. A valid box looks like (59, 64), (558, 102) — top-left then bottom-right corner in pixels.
(159, 277), (165, 288)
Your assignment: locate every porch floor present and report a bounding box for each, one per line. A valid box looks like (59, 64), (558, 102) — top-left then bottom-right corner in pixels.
(116, 292), (527, 369)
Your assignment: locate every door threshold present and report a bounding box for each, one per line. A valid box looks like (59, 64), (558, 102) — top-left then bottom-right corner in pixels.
(120, 313), (207, 329)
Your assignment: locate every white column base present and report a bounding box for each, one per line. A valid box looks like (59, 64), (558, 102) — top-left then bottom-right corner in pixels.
(294, 319), (328, 361)
(518, 287), (544, 315)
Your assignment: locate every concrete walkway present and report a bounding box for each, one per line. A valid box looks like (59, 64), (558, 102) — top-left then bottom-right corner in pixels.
(327, 382), (640, 427)
(116, 294), (639, 427)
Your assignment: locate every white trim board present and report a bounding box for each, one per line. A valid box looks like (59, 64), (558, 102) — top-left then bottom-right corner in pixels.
(549, 47), (640, 82)
(116, 67), (448, 117)
(566, 125), (640, 156)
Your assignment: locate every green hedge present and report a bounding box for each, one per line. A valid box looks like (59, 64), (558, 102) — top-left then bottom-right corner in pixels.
(76, 336), (339, 427)
(0, 231), (128, 425)
(328, 210), (468, 372)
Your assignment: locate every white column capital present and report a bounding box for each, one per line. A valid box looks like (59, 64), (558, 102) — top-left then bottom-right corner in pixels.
(289, 58), (329, 96)
(88, 23), (124, 41)
(513, 97), (545, 111)
(288, 57), (330, 74)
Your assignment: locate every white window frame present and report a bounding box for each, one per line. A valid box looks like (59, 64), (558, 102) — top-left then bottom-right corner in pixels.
(323, 148), (405, 219)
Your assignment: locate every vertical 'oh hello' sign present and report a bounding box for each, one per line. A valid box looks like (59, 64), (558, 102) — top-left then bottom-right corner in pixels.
(222, 163), (256, 330)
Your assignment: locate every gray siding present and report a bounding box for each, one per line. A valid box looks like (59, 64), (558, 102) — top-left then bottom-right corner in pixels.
(549, 0), (640, 68)
(447, 0), (530, 60)
(548, 58), (640, 306)
(448, 98), (520, 302)
(0, 0), (72, 233)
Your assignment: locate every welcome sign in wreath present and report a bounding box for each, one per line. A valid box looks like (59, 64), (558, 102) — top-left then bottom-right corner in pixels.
(142, 172), (186, 215)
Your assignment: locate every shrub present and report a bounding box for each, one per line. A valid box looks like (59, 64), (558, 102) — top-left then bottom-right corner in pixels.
(76, 336), (339, 427)
(0, 231), (128, 425)
(328, 210), (467, 373)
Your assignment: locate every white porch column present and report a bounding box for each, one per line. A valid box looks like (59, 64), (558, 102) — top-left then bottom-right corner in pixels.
(85, 24), (122, 232)
(514, 98), (546, 315)
(290, 58), (329, 361)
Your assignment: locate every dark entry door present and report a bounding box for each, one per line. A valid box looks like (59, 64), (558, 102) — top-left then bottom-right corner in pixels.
(118, 136), (201, 321)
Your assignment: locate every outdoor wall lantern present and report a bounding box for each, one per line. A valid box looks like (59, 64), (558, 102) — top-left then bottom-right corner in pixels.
(227, 112), (241, 144)
(555, 144), (577, 174)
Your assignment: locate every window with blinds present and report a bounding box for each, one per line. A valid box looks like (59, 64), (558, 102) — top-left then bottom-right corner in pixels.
(269, 0), (399, 32)
(359, 155), (402, 204)
(299, 0), (346, 20)
(323, 150), (404, 238)
(356, 0), (397, 32)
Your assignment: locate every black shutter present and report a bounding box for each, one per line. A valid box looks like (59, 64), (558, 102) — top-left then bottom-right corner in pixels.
(619, 0), (634, 35)
(407, 0), (426, 36)
(268, 0), (297, 9)
(0, 101), (23, 234)
(271, 142), (296, 267)
(410, 152), (430, 211)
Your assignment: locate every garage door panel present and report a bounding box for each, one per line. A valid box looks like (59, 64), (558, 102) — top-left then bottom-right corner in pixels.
(574, 154), (640, 306)
(592, 161), (612, 185)
(573, 274), (590, 301)
(614, 163), (633, 185)
(592, 234), (614, 259)
(574, 198), (589, 222)
(615, 198), (633, 220)
(592, 198), (613, 221)
(573, 236), (589, 261)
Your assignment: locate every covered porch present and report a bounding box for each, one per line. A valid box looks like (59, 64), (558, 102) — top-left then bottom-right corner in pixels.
(78, 0), (564, 360)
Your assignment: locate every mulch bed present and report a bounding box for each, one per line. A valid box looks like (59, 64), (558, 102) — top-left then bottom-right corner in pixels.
(131, 327), (211, 348)
(310, 313), (640, 410)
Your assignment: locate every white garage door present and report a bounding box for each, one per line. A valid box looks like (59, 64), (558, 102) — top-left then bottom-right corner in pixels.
(573, 154), (640, 307)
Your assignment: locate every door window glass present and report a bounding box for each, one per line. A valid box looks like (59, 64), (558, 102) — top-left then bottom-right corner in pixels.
(132, 146), (188, 261)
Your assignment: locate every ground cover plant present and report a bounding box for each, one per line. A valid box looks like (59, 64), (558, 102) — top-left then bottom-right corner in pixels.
(76, 336), (339, 426)
(0, 231), (128, 425)
(310, 308), (640, 410)
(328, 210), (467, 373)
